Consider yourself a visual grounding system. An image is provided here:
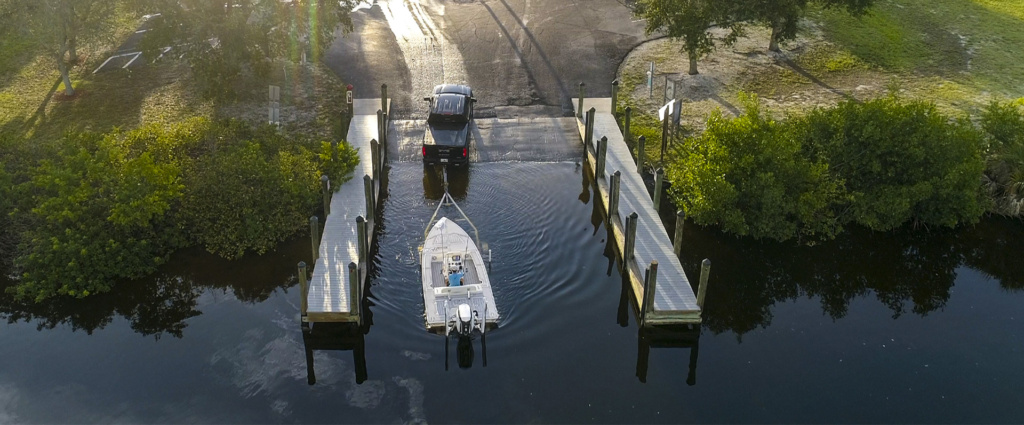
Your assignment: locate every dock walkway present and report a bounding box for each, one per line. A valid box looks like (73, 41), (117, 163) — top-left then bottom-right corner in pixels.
(572, 98), (701, 324)
(305, 99), (389, 323)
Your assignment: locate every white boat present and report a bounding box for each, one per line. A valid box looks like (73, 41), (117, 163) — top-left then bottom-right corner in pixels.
(420, 192), (499, 336)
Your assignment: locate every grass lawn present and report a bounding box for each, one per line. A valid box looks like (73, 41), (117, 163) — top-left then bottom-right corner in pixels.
(617, 0), (1024, 168)
(0, 11), (348, 155)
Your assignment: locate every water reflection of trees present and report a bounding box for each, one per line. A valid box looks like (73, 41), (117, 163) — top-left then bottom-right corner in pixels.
(0, 239), (304, 339)
(678, 216), (1024, 336)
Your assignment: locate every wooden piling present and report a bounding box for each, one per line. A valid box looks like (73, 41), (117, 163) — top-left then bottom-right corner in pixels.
(382, 111), (389, 148)
(587, 108), (596, 150)
(596, 136), (608, 178)
(577, 82), (585, 118)
(363, 175), (375, 220)
(608, 171), (621, 223)
(611, 79), (619, 115)
(320, 175), (330, 216)
(377, 109), (384, 147)
(381, 83), (388, 114)
(637, 135), (646, 174)
(673, 210), (685, 257)
(640, 260), (659, 327)
(370, 139), (380, 178)
(349, 262), (360, 325)
(697, 259), (711, 309)
(298, 261), (309, 322)
(624, 106), (632, 142)
(624, 212), (638, 261)
(653, 168), (664, 210)
(356, 216), (367, 265)
(309, 216), (320, 261)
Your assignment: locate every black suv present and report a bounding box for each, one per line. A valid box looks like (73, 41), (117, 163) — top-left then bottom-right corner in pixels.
(422, 84), (475, 165)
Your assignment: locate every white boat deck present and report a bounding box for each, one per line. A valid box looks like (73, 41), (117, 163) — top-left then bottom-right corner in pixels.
(572, 98), (701, 323)
(305, 99), (388, 322)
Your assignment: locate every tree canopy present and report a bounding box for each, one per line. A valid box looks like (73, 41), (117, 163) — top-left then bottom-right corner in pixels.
(135, 0), (357, 99)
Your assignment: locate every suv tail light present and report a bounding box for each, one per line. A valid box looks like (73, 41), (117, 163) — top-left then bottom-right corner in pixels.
(422, 146), (426, 156)
(463, 148), (467, 157)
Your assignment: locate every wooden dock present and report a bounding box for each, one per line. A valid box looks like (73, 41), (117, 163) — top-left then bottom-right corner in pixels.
(303, 98), (390, 324)
(572, 98), (702, 325)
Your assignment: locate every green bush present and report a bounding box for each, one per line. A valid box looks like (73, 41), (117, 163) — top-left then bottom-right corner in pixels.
(802, 96), (986, 230)
(980, 99), (1024, 216)
(667, 95), (846, 241)
(666, 94), (987, 242)
(4, 118), (359, 301)
(11, 132), (185, 302)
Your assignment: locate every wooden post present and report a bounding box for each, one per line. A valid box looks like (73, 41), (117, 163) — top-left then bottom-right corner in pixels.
(653, 168), (664, 211)
(320, 175), (330, 216)
(381, 83), (388, 114)
(382, 111), (389, 149)
(349, 262), (360, 323)
(363, 175), (375, 220)
(577, 82), (585, 118)
(660, 113), (669, 164)
(587, 108), (596, 150)
(673, 210), (686, 257)
(298, 261), (309, 323)
(377, 109), (384, 146)
(596, 136), (607, 178)
(611, 79), (619, 116)
(624, 212), (638, 261)
(624, 106), (632, 142)
(697, 258), (711, 309)
(640, 260), (659, 327)
(583, 110), (592, 153)
(309, 216), (320, 262)
(608, 171), (621, 224)
(370, 139), (380, 178)
(637, 135), (646, 174)
(356, 216), (367, 265)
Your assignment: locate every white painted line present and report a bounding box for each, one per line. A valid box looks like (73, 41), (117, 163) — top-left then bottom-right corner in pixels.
(135, 29), (149, 34)
(93, 56), (116, 74)
(122, 52), (143, 68)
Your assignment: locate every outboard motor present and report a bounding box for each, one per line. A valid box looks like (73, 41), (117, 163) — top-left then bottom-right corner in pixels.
(457, 304), (473, 336)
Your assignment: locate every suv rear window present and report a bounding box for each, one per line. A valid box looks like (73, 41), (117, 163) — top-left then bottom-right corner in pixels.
(428, 94), (469, 124)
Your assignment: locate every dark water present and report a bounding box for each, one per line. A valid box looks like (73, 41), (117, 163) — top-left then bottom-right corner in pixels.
(1, 162), (1022, 423)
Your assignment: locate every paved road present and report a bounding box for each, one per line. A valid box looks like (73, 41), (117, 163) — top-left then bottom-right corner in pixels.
(323, 0), (647, 119)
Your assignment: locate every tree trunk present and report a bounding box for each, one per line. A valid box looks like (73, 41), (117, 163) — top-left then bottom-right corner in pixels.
(68, 37), (78, 64)
(56, 51), (74, 96)
(688, 53), (699, 75)
(768, 23), (782, 52)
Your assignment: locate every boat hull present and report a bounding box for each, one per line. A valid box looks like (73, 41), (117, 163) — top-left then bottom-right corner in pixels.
(421, 217), (499, 333)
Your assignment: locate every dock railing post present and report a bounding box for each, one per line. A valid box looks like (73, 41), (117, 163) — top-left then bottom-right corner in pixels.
(382, 111), (389, 149)
(349, 262), (360, 325)
(587, 108), (596, 152)
(624, 106), (632, 142)
(637, 135), (646, 174)
(653, 168), (664, 211)
(583, 110), (592, 154)
(697, 258), (711, 309)
(376, 109), (384, 145)
(370, 139), (380, 179)
(363, 175), (375, 220)
(608, 171), (621, 224)
(673, 210), (686, 257)
(298, 261), (309, 326)
(611, 79), (619, 116)
(309, 216), (320, 262)
(320, 175), (330, 216)
(577, 82), (585, 118)
(596, 136), (608, 178)
(356, 216), (367, 265)
(624, 212), (638, 261)
(381, 83), (388, 114)
(640, 260), (659, 327)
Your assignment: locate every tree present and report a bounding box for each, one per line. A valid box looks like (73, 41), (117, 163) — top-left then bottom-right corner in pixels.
(631, 0), (740, 75)
(740, 0), (873, 52)
(17, 0), (121, 96)
(135, 0), (357, 98)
